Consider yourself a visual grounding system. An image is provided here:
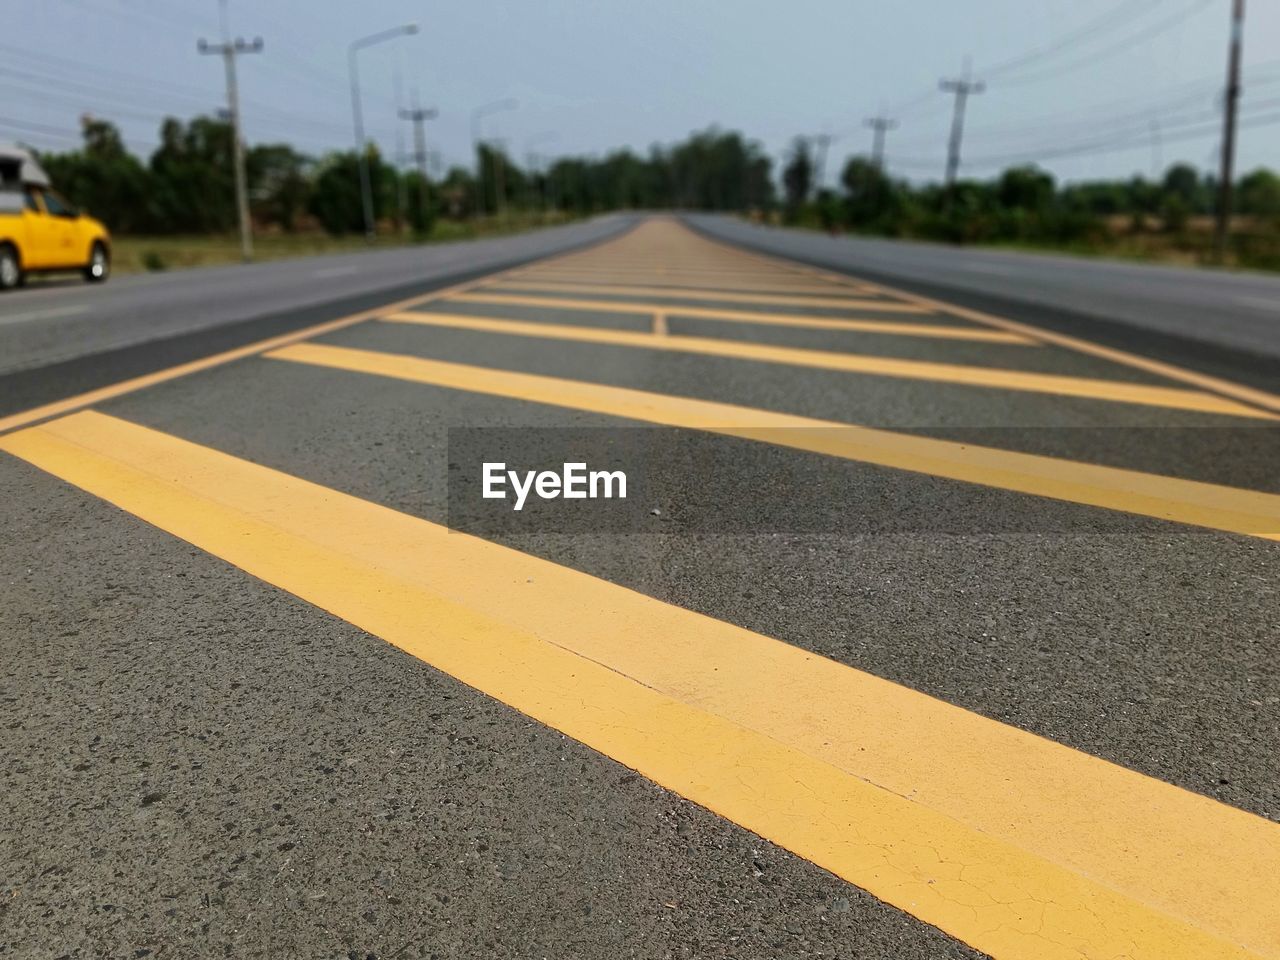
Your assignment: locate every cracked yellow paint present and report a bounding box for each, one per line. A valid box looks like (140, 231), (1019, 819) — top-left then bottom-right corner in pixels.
(4, 410), (1277, 960)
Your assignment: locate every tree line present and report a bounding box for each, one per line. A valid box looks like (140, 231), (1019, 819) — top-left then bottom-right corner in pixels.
(32, 114), (1280, 266)
(35, 116), (775, 236)
(779, 137), (1280, 267)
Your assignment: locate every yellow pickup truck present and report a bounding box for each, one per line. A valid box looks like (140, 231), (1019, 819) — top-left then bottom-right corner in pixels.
(0, 144), (111, 290)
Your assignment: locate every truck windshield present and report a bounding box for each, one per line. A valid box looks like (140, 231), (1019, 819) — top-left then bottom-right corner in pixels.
(40, 190), (76, 217)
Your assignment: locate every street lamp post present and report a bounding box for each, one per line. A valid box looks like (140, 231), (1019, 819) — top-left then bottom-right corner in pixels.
(470, 98), (517, 218)
(348, 23), (417, 241)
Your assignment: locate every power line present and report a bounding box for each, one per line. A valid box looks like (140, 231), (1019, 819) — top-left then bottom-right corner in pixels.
(889, 101), (1280, 172)
(0, 44), (356, 139)
(860, 0), (1221, 148)
(886, 60), (1280, 161)
(870, 0), (1167, 126)
(982, 0), (1161, 79)
(992, 0), (1215, 86)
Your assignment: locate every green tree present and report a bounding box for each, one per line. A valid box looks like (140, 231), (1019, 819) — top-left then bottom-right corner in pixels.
(841, 156), (897, 229)
(403, 170), (437, 235)
(1161, 163), (1207, 213)
(39, 117), (152, 232)
(996, 165), (1054, 212)
(307, 146), (396, 234)
(1238, 169), (1280, 217)
(782, 138), (813, 221)
(149, 115), (237, 233)
(248, 144), (311, 232)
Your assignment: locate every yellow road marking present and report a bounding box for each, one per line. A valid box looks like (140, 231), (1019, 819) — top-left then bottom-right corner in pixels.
(455, 289), (934, 317)
(516, 265), (846, 282)
(4, 410), (1276, 960)
(690, 227), (1280, 415)
(0, 294), (419, 437)
(538, 255), (803, 270)
(0, 248), (605, 437)
(538, 269), (823, 284)
(384, 310), (1271, 418)
(268, 342), (1280, 538)
(511, 269), (858, 292)
(483, 279), (893, 309)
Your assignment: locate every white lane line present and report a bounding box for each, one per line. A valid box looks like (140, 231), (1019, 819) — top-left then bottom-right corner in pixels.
(0, 304), (90, 327)
(1233, 294), (1280, 312)
(312, 265), (360, 279)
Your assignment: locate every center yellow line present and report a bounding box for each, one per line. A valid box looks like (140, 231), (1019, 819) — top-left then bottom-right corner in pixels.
(267, 342), (1280, 539)
(483, 279), (890, 308)
(454, 289), (935, 317)
(384, 310), (1271, 418)
(3, 410), (1276, 960)
(512, 269), (857, 293)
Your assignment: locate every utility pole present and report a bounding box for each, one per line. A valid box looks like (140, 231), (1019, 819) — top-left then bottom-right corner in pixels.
(863, 116), (898, 169)
(1213, 0), (1245, 263)
(1149, 116), (1163, 179)
(393, 68), (407, 235)
(198, 0), (261, 263)
(940, 59), (984, 189)
(399, 95), (437, 233)
(810, 132), (833, 193)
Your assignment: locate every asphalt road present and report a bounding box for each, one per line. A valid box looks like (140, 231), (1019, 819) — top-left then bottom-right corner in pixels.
(0, 216), (635, 377)
(689, 214), (1280, 366)
(1, 217), (1278, 960)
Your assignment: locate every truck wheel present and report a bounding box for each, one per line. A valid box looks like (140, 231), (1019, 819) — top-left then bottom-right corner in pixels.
(0, 244), (23, 291)
(84, 242), (110, 283)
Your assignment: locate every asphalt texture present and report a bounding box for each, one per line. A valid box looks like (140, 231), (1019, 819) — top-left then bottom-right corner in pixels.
(0, 215), (636, 377)
(687, 214), (1280, 383)
(1, 215), (1277, 960)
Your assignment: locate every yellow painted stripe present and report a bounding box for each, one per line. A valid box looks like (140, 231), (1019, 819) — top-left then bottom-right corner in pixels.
(484, 279), (893, 309)
(0, 290), (438, 437)
(515, 267), (848, 285)
(555, 261), (790, 273)
(512, 269), (856, 292)
(268, 342), (1280, 539)
(3, 410), (1276, 960)
(385, 310), (1271, 419)
(499, 275), (860, 296)
(0, 247), (595, 437)
(455, 289), (935, 318)
(446, 294), (1027, 343)
(691, 227), (1280, 416)
(530, 260), (807, 276)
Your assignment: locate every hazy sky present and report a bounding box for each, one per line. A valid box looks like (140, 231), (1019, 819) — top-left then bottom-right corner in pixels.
(8, 0), (1280, 186)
